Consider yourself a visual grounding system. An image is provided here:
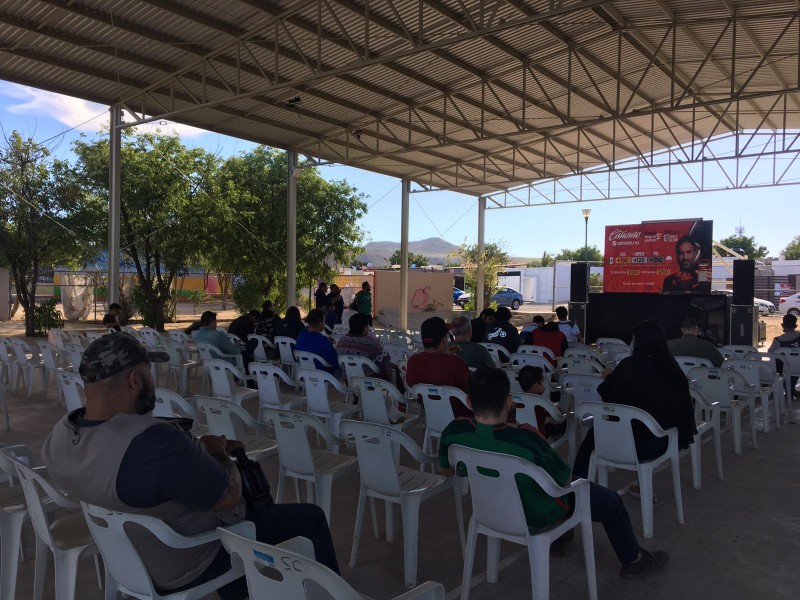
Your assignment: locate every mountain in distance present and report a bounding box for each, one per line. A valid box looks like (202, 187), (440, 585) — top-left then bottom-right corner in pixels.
(355, 237), (460, 266)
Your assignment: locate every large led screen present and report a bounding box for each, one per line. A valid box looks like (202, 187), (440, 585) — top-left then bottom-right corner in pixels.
(603, 219), (714, 294)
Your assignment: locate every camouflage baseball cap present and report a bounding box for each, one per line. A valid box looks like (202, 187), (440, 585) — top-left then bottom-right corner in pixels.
(79, 332), (169, 383)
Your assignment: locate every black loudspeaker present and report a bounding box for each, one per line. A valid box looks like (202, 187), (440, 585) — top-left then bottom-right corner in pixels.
(570, 263), (590, 302)
(568, 302), (586, 338)
(733, 260), (755, 305)
(730, 304), (756, 345)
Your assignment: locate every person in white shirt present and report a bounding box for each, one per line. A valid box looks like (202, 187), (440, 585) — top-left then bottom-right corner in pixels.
(555, 305), (582, 343)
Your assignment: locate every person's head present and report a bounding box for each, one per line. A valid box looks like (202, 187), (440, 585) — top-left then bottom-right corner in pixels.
(479, 308), (496, 324)
(107, 302), (122, 317)
(284, 306), (301, 321)
(80, 333), (168, 416)
(631, 319), (669, 357)
(305, 308), (325, 331)
(495, 306), (511, 322)
(555, 305), (568, 321)
(467, 366), (512, 419)
(782, 314), (797, 331)
(246, 309), (260, 324)
(348, 312), (370, 335)
(329, 284), (340, 296)
(102, 313), (117, 327)
(262, 300), (274, 313)
(449, 315), (471, 340)
(518, 365), (545, 395)
(420, 316), (449, 350)
(680, 317), (699, 336)
(361, 281), (371, 292)
(200, 310), (217, 328)
(318, 281), (328, 292)
(532, 315), (545, 326)
(675, 236), (700, 273)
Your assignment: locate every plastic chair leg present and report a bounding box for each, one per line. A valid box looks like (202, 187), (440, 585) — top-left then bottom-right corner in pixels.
(0, 512), (26, 600)
(731, 411), (743, 454)
(349, 487), (367, 568)
(453, 484), (466, 557)
(670, 455), (684, 525)
(690, 437), (701, 489)
(53, 549), (81, 600)
(580, 515), (598, 600)
(400, 499), (421, 588)
(33, 537), (48, 600)
(460, 523), (479, 600)
(747, 401), (758, 449)
(529, 539), (550, 600)
(638, 467), (655, 539)
(713, 424), (724, 481)
(386, 501), (396, 543)
(315, 475), (333, 525)
(486, 536), (501, 583)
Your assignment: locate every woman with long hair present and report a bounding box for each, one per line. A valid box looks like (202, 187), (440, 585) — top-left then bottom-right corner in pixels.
(573, 320), (696, 493)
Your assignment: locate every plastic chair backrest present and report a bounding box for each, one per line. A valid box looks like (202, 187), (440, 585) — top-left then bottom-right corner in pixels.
(159, 338), (187, 367)
(9, 337), (36, 364)
(63, 343), (84, 373)
(0, 445), (35, 486)
(674, 355), (713, 376)
(249, 363), (294, 408)
(195, 396), (251, 440)
(687, 367), (741, 409)
(516, 345), (557, 360)
(50, 330), (68, 350)
(274, 336), (297, 365)
(563, 347), (604, 362)
(479, 343), (509, 365)
(248, 334), (274, 363)
(59, 371), (85, 412)
(206, 359), (241, 397)
(448, 445), (565, 538)
(558, 356), (601, 375)
(596, 337), (627, 346)
(576, 403), (643, 466)
(168, 330), (192, 349)
(36, 340), (60, 371)
(511, 392), (561, 429)
(351, 377), (404, 425)
(262, 409), (321, 477)
(772, 348), (800, 373)
(720, 345), (758, 359)
(295, 350), (332, 370)
(383, 343), (412, 364)
(561, 373), (602, 410)
(218, 529), (366, 600)
(412, 384), (460, 436)
(153, 387), (198, 419)
(338, 355), (379, 384)
(509, 353), (554, 371)
(723, 358), (762, 388)
(297, 369), (346, 417)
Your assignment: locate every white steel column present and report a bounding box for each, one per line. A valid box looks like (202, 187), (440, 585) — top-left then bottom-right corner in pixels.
(476, 196), (486, 312)
(108, 105), (122, 305)
(287, 151), (297, 307)
(399, 178), (410, 331)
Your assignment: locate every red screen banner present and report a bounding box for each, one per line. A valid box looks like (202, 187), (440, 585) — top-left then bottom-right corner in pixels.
(603, 219), (714, 294)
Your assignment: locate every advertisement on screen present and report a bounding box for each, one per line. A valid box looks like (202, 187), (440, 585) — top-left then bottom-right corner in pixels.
(603, 219), (714, 293)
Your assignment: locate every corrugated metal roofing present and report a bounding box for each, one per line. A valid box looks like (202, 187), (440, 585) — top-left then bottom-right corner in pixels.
(1, 0), (799, 196)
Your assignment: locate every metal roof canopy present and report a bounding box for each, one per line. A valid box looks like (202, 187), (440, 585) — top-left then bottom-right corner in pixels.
(3, 0), (800, 200)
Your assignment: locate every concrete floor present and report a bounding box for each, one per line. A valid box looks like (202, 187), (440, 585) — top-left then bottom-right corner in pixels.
(1, 333), (798, 599)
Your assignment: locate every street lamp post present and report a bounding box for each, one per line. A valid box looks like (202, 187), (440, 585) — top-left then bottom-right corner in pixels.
(581, 208), (591, 254)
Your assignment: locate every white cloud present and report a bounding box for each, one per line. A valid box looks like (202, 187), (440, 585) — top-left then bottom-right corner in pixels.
(0, 83), (206, 138)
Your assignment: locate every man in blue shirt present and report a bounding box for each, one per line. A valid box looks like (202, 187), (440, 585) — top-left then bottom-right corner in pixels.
(193, 310), (242, 365)
(296, 309), (339, 375)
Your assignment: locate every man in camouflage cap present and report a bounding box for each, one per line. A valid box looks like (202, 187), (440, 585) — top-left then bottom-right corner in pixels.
(42, 332), (339, 598)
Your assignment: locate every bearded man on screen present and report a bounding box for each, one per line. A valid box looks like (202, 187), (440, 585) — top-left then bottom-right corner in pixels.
(662, 236), (709, 293)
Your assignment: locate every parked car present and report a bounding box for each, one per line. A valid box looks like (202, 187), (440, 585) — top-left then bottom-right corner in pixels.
(491, 287), (524, 310)
(453, 287), (466, 304)
(778, 292), (800, 316)
(754, 297), (776, 315)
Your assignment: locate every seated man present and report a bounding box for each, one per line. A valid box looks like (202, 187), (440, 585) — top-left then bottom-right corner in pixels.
(439, 366), (668, 579)
(555, 305), (583, 343)
(296, 309), (339, 375)
(470, 308), (495, 343)
(193, 310), (242, 365)
(227, 309), (261, 366)
(448, 315), (494, 369)
(42, 333), (339, 600)
(334, 312), (392, 381)
(520, 315), (545, 344)
(103, 302), (123, 331)
(529, 318), (568, 366)
(406, 317), (472, 419)
(483, 306), (520, 360)
(667, 317), (724, 367)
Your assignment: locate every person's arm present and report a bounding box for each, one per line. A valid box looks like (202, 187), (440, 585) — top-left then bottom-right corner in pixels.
(200, 435), (243, 511)
(214, 330), (242, 355)
(597, 358), (632, 403)
(767, 338), (780, 354)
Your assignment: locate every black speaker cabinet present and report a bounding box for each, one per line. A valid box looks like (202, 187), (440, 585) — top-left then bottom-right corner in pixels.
(733, 260), (755, 305)
(730, 304), (756, 346)
(570, 263), (590, 302)
(568, 302), (587, 338)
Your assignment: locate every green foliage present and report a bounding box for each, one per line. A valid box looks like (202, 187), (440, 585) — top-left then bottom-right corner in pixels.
(232, 277), (268, 315)
(555, 246), (603, 262)
(388, 249), (429, 267)
(32, 299), (64, 337)
(0, 131), (105, 336)
(589, 272), (603, 292)
(782, 235), (800, 260)
(131, 284), (175, 327)
(457, 241), (509, 308)
(540, 251), (553, 267)
(719, 235), (768, 259)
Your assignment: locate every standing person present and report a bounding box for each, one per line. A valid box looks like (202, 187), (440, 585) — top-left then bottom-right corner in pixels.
(572, 320), (696, 497)
(274, 306), (305, 340)
(470, 308), (495, 343)
(483, 306), (520, 360)
(406, 317), (472, 418)
(41, 333), (340, 600)
(448, 315), (494, 369)
(354, 281), (373, 326)
(295, 309), (338, 375)
(555, 305), (583, 343)
(335, 312), (392, 381)
(327, 284), (345, 322)
(438, 366), (669, 579)
(667, 317), (724, 367)
(314, 282), (329, 310)
(193, 310), (242, 365)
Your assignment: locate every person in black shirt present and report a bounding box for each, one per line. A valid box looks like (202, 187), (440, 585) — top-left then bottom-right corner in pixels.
(470, 307), (495, 343)
(314, 282), (329, 309)
(227, 309), (260, 366)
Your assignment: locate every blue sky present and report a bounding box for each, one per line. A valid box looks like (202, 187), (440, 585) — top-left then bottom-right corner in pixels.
(1, 81), (797, 259)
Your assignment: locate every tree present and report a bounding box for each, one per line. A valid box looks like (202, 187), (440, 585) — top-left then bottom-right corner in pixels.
(388, 249), (429, 267)
(782, 235), (800, 260)
(73, 130), (217, 330)
(457, 241), (509, 308)
(556, 246), (603, 262)
(719, 235), (768, 259)
(540, 251), (553, 267)
(210, 148), (366, 311)
(0, 132), (104, 336)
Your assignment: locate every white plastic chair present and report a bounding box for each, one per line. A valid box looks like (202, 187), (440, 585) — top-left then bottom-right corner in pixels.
(274, 336), (298, 380)
(688, 366), (758, 454)
(6, 451), (102, 600)
(58, 372), (85, 413)
(341, 420), (465, 589)
(9, 337), (46, 398)
(262, 408), (357, 523)
(0, 445), (39, 600)
(85, 332), (104, 342)
(516, 345), (557, 361)
(384, 342), (412, 364)
(195, 340), (244, 371)
(449, 445), (597, 600)
(749, 353), (788, 417)
(596, 337), (627, 346)
(194, 396), (278, 462)
(770, 347), (800, 412)
(161, 339), (202, 396)
(218, 528), (446, 600)
(37, 340), (64, 401)
(598, 342), (630, 363)
(509, 353), (554, 370)
(688, 388), (723, 489)
(720, 344), (758, 360)
(0, 337), (17, 388)
(153, 388), (208, 437)
(411, 384), (469, 455)
(296, 369), (360, 449)
(557, 356), (603, 376)
(205, 358), (258, 406)
(138, 327), (163, 349)
(674, 355), (713, 376)
(62, 343), (84, 375)
(338, 354), (380, 388)
(248, 362), (305, 416)
(67, 331), (90, 349)
(511, 392), (569, 452)
(724, 358), (779, 433)
(224, 332), (245, 351)
(247, 333), (276, 364)
(479, 343), (509, 366)
(295, 350), (334, 372)
(563, 347), (605, 364)
(168, 330), (198, 362)
(82, 502), (254, 600)
(351, 376), (420, 431)
(575, 402), (684, 539)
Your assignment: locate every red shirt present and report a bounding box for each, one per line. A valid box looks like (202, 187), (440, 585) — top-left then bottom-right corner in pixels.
(406, 352), (472, 418)
(530, 326), (568, 366)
